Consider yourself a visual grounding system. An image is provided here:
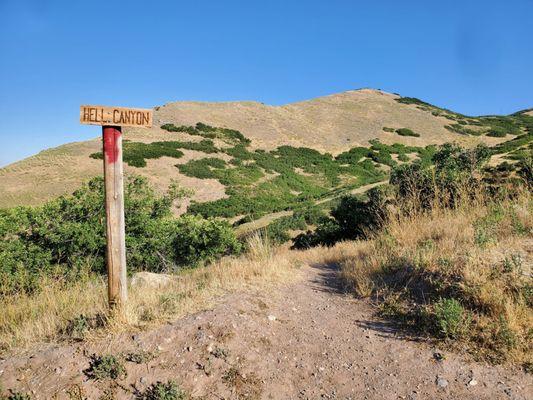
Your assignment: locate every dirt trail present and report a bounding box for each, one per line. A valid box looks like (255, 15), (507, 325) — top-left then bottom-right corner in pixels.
(1, 264), (531, 399)
(235, 180), (387, 235)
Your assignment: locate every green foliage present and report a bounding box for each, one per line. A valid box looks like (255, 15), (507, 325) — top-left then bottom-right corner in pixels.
(433, 298), (470, 339)
(184, 142), (385, 220)
(171, 139), (219, 154)
(259, 206), (324, 245)
(177, 158), (264, 186)
(292, 186), (390, 249)
(91, 141), (185, 167)
(382, 127), (395, 132)
(391, 143), (490, 209)
(336, 147), (370, 164)
(396, 96), (533, 142)
(85, 354), (126, 381)
(296, 142), (494, 249)
(395, 128), (420, 137)
(161, 122), (250, 146)
(491, 132), (532, 155)
(0, 176), (240, 296)
(398, 153), (409, 162)
(124, 350), (157, 364)
(486, 128), (507, 137)
(90, 139), (222, 168)
(395, 97), (434, 107)
(171, 215), (241, 266)
(517, 155), (532, 186)
(140, 381), (187, 400)
(1, 392), (32, 400)
(444, 124), (482, 136)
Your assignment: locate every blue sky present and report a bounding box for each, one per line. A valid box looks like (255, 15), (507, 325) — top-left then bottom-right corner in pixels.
(1, 0), (532, 166)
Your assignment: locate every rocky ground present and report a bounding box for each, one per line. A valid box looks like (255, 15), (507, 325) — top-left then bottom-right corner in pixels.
(1, 264), (531, 399)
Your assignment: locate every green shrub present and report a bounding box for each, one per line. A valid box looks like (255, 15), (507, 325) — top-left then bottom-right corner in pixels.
(398, 153), (409, 162)
(395, 97), (435, 107)
(491, 132), (532, 155)
(260, 213), (311, 244)
(124, 350), (157, 364)
(297, 142), (493, 249)
(91, 141), (185, 167)
(0, 176), (241, 296)
(336, 147), (371, 164)
(292, 186), (390, 248)
(444, 124), (482, 136)
(140, 380), (187, 400)
(172, 215), (241, 266)
(486, 128), (507, 137)
(433, 298), (470, 339)
(517, 155), (532, 186)
(391, 143), (490, 209)
(85, 354), (126, 381)
(1, 392), (32, 400)
(395, 128), (420, 137)
(161, 122), (250, 146)
(382, 127), (395, 132)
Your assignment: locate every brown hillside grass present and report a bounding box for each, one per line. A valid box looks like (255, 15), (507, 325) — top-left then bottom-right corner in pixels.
(0, 234), (339, 353)
(0, 89), (507, 209)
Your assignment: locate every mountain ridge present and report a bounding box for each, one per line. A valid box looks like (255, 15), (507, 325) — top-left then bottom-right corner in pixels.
(0, 89), (526, 209)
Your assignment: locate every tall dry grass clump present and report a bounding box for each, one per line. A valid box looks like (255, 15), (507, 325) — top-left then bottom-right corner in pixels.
(339, 186), (532, 368)
(0, 233), (299, 352)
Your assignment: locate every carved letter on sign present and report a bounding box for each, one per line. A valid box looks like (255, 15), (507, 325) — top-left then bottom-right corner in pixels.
(80, 105), (153, 128)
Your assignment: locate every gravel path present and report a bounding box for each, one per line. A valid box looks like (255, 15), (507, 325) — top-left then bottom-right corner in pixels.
(1, 264), (531, 399)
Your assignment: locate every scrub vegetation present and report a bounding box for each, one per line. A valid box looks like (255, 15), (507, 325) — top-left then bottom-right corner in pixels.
(395, 128), (420, 137)
(0, 176), (240, 297)
(338, 189), (531, 369)
(290, 136), (532, 368)
(0, 119), (531, 375)
(396, 95), (533, 139)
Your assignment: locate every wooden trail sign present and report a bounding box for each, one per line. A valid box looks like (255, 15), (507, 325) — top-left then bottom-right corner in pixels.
(80, 105), (152, 312)
(80, 105), (153, 128)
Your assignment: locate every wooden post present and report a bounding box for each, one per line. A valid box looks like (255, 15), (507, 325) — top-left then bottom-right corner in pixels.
(102, 126), (127, 311)
(81, 105), (152, 313)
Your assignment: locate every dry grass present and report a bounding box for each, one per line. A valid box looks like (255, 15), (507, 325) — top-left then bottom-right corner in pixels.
(0, 234), (301, 353)
(2, 190), (531, 371)
(338, 190), (533, 367)
(2, 89), (504, 210)
(0, 228), (367, 353)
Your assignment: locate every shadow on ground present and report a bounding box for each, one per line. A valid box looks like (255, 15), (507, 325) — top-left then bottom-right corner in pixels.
(308, 262), (346, 295)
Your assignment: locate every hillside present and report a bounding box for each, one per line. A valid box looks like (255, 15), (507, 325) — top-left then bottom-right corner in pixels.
(1, 187), (531, 399)
(1, 90), (531, 398)
(0, 89), (518, 210)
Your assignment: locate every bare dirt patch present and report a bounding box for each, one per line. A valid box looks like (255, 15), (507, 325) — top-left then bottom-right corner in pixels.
(1, 263), (530, 399)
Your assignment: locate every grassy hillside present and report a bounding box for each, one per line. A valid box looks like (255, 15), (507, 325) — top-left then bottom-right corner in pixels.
(0, 89), (520, 209)
(0, 109), (530, 374)
(339, 190), (532, 369)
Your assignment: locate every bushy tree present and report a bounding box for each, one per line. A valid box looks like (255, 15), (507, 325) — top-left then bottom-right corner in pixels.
(293, 143), (492, 249)
(0, 176), (240, 296)
(292, 186), (391, 249)
(171, 215), (241, 266)
(391, 143), (490, 209)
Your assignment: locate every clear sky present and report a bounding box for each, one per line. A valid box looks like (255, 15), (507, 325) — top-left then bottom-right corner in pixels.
(1, 0), (532, 166)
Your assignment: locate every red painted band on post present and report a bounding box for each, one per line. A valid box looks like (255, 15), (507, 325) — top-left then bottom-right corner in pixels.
(103, 126), (122, 164)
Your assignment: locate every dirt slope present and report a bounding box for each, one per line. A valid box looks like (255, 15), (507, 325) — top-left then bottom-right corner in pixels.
(0, 89), (505, 208)
(1, 264), (530, 399)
